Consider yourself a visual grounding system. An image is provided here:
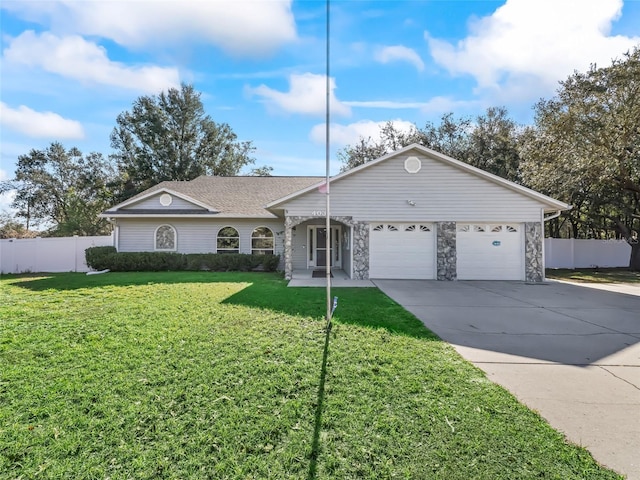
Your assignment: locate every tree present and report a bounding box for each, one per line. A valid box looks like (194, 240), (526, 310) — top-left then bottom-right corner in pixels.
(248, 165), (274, 176)
(468, 107), (522, 183)
(0, 212), (37, 239)
(338, 110), (522, 182)
(520, 48), (640, 270)
(111, 83), (258, 198)
(0, 143), (115, 236)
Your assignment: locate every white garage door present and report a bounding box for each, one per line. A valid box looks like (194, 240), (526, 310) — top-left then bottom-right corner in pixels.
(369, 223), (435, 279)
(456, 223), (524, 280)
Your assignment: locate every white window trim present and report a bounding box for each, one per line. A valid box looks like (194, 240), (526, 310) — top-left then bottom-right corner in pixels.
(154, 224), (177, 251)
(251, 226), (275, 255)
(216, 226), (240, 254)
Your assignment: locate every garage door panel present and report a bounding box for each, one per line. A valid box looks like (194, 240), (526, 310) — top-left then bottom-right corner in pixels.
(457, 223), (524, 280)
(369, 223), (435, 279)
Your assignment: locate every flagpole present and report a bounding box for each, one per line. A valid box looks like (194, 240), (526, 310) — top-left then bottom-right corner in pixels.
(325, 0), (332, 324)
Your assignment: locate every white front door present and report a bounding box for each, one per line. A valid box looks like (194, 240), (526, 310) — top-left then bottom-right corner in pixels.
(308, 226), (341, 268)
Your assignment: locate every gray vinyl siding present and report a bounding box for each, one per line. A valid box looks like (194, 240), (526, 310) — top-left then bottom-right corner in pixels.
(282, 153), (547, 222)
(123, 194), (207, 211)
(116, 218), (285, 255)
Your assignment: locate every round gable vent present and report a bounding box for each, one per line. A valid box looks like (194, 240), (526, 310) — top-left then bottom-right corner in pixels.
(159, 193), (173, 206)
(404, 156), (421, 174)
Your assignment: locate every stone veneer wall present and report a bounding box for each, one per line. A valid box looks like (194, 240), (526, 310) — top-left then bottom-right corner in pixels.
(351, 222), (370, 280)
(524, 221), (544, 283)
(436, 221), (457, 280)
(283, 215), (369, 280)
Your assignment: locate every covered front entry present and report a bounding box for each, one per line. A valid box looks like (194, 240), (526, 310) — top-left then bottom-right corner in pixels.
(369, 223), (435, 279)
(307, 225), (342, 268)
(284, 215), (368, 280)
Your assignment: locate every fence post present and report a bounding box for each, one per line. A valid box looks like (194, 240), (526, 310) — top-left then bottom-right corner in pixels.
(74, 235), (78, 272)
(569, 238), (575, 269)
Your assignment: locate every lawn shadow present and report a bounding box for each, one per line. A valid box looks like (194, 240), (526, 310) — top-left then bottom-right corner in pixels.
(2, 271), (282, 292)
(5, 272), (439, 341)
(307, 320), (332, 480)
(221, 282), (439, 341)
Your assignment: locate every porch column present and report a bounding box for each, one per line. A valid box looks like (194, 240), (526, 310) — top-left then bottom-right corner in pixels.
(284, 216), (294, 280)
(351, 221), (370, 280)
(436, 222), (457, 280)
(525, 222), (544, 283)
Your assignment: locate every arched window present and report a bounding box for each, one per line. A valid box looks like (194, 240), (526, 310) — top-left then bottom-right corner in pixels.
(251, 227), (274, 255)
(217, 227), (239, 254)
(155, 225), (176, 251)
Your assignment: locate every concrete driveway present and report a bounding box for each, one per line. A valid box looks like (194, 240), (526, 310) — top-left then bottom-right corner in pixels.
(374, 279), (640, 480)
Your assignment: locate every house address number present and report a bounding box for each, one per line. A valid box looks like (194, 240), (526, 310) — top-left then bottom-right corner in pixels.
(312, 210), (326, 216)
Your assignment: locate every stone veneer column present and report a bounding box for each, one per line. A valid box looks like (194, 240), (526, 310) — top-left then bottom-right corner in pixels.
(524, 222), (544, 283)
(436, 222), (457, 281)
(351, 222), (370, 280)
(283, 216), (294, 280)
(284, 215), (312, 280)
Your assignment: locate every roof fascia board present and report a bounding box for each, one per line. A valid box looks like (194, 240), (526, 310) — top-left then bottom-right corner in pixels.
(100, 213), (221, 219)
(100, 213), (278, 219)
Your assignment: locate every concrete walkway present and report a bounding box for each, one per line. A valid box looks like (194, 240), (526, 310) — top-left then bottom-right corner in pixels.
(374, 279), (640, 480)
(288, 269), (375, 287)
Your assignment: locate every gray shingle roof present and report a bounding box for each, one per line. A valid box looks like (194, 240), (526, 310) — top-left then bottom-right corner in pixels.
(114, 176), (323, 217)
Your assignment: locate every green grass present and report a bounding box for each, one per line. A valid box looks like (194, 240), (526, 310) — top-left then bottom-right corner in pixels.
(546, 267), (640, 284)
(0, 272), (622, 479)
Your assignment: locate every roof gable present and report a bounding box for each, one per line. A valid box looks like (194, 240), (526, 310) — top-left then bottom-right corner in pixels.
(115, 187), (216, 212)
(267, 144), (571, 212)
(102, 176), (322, 218)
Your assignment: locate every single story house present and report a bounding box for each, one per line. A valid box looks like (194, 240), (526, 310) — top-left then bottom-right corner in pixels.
(101, 144), (571, 282)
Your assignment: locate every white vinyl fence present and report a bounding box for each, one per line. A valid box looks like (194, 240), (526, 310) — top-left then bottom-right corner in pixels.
(0, 235), (113, 274)
(545, 238), (631, 269)
(0, 235), (631, 274)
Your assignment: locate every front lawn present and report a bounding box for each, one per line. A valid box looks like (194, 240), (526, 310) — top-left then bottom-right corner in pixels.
(0, 272), (621, 479)
(546, 267), (640, 284)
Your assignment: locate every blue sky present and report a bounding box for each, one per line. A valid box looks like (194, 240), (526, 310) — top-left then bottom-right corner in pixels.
(1, 0), (640, 212)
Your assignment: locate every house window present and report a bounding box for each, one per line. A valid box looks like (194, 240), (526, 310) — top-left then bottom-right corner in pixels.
(155, 225), (176, 251)
(217, 226), (239, 253)
(251, 227), (274, 255)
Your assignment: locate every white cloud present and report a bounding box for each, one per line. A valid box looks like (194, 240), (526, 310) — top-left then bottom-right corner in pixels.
(375, 45), (425, 71)
(425, 0), (640, 97)
(0, 178), (16, 213)
(0, 102), (84, 139)
(3, 0), (296, 57)
(310, 119), (416, 147)
(249, 73), (351, 117)
(3, 31), (180, 93)
(345, 96), (482, 114)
